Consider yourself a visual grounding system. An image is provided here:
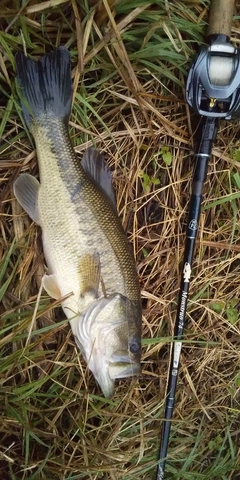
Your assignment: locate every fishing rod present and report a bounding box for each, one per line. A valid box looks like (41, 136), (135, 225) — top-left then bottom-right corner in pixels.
(156, 1), (240, 478)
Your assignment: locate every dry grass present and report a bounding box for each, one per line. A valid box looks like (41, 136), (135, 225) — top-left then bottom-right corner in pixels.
(1, 1), (240, 479)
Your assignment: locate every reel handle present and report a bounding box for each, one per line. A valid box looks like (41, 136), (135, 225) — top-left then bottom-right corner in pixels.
(207, 0), (235, 38)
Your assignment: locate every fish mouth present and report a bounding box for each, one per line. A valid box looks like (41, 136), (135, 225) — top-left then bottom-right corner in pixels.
(92, 351), (141, 398)
(108, 359), (141, 380)
(94, 362), (140, 399)
(86, 353), (141, 399)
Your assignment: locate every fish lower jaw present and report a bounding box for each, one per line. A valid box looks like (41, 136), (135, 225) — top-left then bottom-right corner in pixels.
(108, 362), (141, 380)
(93, 362), (141, 398)
(86, 357), (115, 398)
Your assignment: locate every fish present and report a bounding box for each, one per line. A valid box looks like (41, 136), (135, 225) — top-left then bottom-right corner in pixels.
(13, 47), (142, 398)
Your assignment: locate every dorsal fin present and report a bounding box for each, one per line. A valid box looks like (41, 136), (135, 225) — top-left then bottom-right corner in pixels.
(81, 147), (116, 209)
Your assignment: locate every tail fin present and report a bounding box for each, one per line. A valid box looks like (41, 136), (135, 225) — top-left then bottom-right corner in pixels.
(15, 47), (72, 127)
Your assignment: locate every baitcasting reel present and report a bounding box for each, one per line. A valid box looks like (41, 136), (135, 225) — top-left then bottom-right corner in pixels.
(186, 36), (240, 119)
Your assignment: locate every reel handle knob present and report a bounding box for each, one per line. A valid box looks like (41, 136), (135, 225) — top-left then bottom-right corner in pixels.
(207, 0), (235, 38)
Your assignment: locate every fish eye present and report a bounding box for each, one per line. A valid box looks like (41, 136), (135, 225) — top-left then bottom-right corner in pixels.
(129, 340), (141, 354)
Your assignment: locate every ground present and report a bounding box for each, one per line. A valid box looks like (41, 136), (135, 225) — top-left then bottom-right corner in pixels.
(0, 1), (240, 479)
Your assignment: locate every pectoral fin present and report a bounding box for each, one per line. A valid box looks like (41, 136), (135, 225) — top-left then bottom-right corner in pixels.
(81, 147), (116, 209)
(42, 274), (61, 299)
(13, 173), (40, 224)
(79, 251), (101, 297)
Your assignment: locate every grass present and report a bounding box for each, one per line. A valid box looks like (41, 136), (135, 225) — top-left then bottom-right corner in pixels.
(1, 0), (240, 479)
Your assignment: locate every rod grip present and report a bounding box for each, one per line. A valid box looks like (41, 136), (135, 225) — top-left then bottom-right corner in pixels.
(207, 0), (235, 37)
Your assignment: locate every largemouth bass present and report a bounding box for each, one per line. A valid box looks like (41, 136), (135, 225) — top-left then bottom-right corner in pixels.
(14, 47), (142, 398)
